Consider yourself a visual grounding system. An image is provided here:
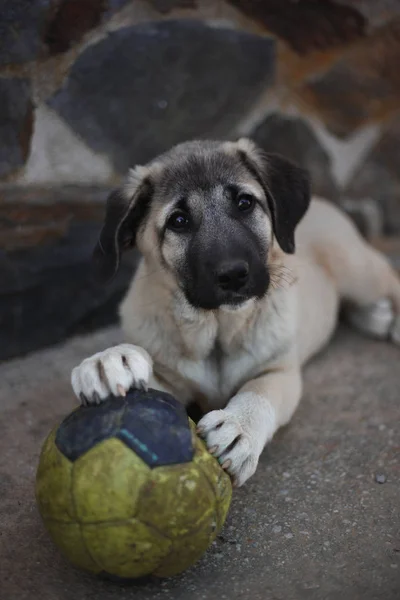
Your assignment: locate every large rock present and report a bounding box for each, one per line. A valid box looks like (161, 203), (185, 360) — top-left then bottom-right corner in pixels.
(44, 0), (133, 55)
(227, 2), (400, 137)
(297, 18), (400, 137)
(228, 0), (366, 54)
(345, 116), (400, 234)
(250, 113), (338, 200)
(0, 186), (138, 361)
(0, 0), (54, 65)
(0, 78), (33, 179)
(49, 20), (275, 172)
(147, 0), (196, 13)
(335, 0), (400, 28)
(44, 0), (108, 55)
(228, 0), (400, 54)
(0, 0), (133, 65)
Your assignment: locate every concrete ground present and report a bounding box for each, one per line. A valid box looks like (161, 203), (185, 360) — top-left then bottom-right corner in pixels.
(0, 326), (399, 600)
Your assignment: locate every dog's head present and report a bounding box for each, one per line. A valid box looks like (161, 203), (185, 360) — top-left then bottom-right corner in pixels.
(94, 139), (310, 310)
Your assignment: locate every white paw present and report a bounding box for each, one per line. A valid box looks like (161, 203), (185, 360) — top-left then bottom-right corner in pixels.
(71, 344), (153, 406)
(346, 298), (394, 339)
(197, 409), (261, 487)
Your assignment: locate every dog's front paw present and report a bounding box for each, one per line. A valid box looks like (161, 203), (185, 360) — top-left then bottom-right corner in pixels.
(197, 410), (260, 487)
(71, 344), (153, 406)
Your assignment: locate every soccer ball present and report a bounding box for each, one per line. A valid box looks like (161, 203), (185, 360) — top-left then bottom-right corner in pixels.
(35, 388), (232, 579)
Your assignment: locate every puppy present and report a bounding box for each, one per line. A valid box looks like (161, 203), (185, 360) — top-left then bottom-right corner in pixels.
(71, 139), (400, 487)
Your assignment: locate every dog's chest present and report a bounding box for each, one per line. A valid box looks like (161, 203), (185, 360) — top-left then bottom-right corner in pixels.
(177, 346), (242, 408)
(176, 309), (290, 408)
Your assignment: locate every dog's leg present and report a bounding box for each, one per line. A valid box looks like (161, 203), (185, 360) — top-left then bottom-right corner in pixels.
(345, 298), (395, 340)
(341, 245), (400, 344)
(71, 344), (164, 405)
(197, 367), (302, 487)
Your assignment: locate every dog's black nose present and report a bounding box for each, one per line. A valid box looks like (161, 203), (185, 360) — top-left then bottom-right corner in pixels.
(216, 261), (249, 292)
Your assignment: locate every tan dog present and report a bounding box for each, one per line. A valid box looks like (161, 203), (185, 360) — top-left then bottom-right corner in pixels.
(71, 139), (400, 487)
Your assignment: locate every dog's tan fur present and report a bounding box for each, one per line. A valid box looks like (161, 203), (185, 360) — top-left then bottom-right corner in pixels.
(72, 139), (400, 486)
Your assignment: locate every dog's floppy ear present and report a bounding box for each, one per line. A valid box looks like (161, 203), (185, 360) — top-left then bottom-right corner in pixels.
(93, 165), (153, 282)
(235, 138), (311, 254)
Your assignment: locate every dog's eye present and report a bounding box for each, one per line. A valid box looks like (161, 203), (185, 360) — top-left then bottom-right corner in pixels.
(236, 193), (255, 212)
(166, 211), (190, 232)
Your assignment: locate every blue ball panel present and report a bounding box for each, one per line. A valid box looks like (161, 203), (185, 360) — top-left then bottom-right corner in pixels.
(55, 396), (126, 461)
(117, 391), (194, 467)
(55, 389), (194, 467)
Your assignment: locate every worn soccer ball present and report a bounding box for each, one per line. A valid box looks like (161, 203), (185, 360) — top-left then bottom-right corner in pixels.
(35, 388), (232, 579)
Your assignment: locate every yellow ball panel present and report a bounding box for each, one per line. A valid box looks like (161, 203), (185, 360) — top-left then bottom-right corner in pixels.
(82, 519), (171, 578)
(215, 471), (232, 530)
(188, 418), (197, 433)
(153, 516), (217, 577)
(193, 435), (232, 529)
(43, 520), (100, 574)
(35, 427), (76, 523)
(136, 461), (215, 538)
(72, 437), (150, 523)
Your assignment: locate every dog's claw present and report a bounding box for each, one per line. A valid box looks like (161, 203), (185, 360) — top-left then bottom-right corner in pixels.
(220, 459), (232, 470)
(92, 392), (101, 405)
(116, 384), (126, 397)
(137, 379), (148, 392)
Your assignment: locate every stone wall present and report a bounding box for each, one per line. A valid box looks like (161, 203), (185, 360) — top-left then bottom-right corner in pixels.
(1, 0), (400, 359)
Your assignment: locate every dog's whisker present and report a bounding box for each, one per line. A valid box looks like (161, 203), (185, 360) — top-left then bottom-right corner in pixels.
(269, 264), (296, 290)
